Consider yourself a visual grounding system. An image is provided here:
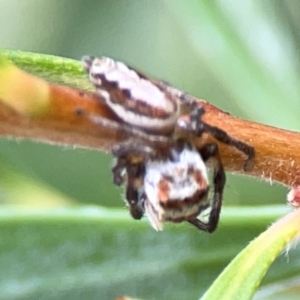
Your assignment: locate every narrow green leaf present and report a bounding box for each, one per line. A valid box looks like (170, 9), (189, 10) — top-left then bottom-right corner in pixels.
(201, 208), (300, 300)
(0, 49), (91, 90)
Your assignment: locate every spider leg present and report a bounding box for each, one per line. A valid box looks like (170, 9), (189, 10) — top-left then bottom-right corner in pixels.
(112, 156), (128, 186)
(125, 164), (145, 220)
(112, 140), (156, 159)
(111, 140), (155, 185)
(112, 142), (149, 220)
(187, 143), (226, 233)
(111, 139), (158, 187)
(112, 153), (145, 219)
(189, 103), (255, 171)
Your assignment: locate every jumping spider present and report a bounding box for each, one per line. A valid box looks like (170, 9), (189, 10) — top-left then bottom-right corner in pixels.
(83, 56), (255, 232)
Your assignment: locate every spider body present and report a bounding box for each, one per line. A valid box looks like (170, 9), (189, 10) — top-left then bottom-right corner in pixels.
(82, 56), (180, 135)
(83, 56), (255, 232)
(114, 138), (225, 232)
(143, 141), (210, 231)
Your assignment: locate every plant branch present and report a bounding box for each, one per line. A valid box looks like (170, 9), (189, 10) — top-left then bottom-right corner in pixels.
(0, 51), (298, 187)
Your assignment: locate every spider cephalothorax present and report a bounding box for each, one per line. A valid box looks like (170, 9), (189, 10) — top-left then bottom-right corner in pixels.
(143, 139), (211, 231)
(83, 56), (255, 232)
(112, 138), (225, 232)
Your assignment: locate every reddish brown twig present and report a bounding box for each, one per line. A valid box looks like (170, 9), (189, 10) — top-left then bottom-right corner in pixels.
(0, 62), (298, 187)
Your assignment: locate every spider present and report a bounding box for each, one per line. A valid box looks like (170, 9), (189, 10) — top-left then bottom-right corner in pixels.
(83, 56), (255, 232)
(110, 104), (254, 232)
(142, 138), (224, 232)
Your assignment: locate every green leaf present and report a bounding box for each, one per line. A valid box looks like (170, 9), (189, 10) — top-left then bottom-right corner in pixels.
(201, 208), (300, 300)
(0, 205), (288, 300)
(0, 2), (299, 298)
(0, 49), (91, 90)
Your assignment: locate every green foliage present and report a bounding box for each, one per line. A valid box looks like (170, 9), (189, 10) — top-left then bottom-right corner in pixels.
(0, 1), (300, 299)
(0, 205), (294, 300)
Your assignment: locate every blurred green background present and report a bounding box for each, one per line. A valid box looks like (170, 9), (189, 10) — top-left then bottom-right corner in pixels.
(0, 1), (299, 299)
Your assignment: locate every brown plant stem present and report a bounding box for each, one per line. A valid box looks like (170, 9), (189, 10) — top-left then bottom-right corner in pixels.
(0, 69), (298, 187)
